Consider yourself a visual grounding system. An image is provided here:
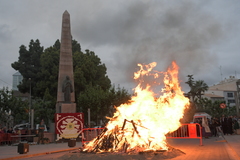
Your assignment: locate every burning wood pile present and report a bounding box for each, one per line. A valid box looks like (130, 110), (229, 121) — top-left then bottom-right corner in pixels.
(83, 119), (155, 153)
(83, 62), (189, 154)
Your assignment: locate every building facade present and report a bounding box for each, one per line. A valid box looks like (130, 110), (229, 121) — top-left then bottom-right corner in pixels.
(204, 76), (239, 107)
(12, 71), (29, 101)
(12, 71), (23, 91)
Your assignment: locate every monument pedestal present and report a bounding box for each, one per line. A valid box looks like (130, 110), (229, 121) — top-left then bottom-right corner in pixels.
(56, 103), (76, 113)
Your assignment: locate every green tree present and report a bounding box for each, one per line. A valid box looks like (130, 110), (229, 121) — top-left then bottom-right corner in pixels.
(11, 39), (80, 99)
(74, 49), (131, 125)
(37, 45), (59, 98)
(200, 98), (236, 118)
(78, 84), (131, 126)
(74, 49), (111, 93)
(194, 80), (209, 99)
(0, 87), (29, 125)
(78, 85), (106, 125)
(12, 39), (130, 126)
(11, 39), (44, 97)
(72, 39), (81, 53)
(31, 96), (55, 126)
(73, 49), (112, 120)
(110, 84), (131, 107)
(185, 75), (209, 108)
(184, 75), (209, 121)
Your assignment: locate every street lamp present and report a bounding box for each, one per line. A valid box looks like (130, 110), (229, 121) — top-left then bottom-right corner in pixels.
(236, 80), (240, 116)
(29, 78), (31, 129)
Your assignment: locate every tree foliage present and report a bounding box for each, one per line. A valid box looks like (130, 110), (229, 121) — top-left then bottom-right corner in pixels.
(185, 75), (209, 107)
(195, 98), (236, 118)
(0, 88), (29, 126)
(78, 85), (131, 126)
(11, 39), (130, 126)
(184, 75), (209, 121)
(36, 45), (59, 98)
(11, 39), (44, 96)
(73, 49), (111, 94)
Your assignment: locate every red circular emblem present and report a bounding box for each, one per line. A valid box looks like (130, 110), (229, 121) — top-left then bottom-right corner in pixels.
(220, 103), (226, 109)
(56, 113), (84, 139)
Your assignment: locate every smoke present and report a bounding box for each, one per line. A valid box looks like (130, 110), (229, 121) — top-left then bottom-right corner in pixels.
(73, 0), (224, 91)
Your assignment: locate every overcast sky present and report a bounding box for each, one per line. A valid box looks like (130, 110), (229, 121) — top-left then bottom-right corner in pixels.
(0, 0), (240, 93)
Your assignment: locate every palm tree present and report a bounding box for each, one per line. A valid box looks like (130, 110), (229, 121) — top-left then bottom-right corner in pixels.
(185, 75), (209, 103)
(195, 80), (209, 99)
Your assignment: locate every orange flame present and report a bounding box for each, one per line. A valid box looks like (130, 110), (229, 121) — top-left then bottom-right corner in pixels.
(84, 61), (189, 152)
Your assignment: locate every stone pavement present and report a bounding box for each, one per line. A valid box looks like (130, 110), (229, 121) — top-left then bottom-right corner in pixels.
(0, 135), (240, 160)
(0, 142), (82, 160)
(168, 134), (240, 160)
(224, 135), (240, 158)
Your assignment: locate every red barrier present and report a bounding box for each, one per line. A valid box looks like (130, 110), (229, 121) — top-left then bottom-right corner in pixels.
(0, 133), (3, 144)
(0, 133), (12, 145)
(81, 128), (104, 145)
(166, 123), (202, 146)
(0, 133), (24, 145)
(0, 133), (8, 144)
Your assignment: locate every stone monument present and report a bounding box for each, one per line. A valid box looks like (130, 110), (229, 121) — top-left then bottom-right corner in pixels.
(56, 10), (76, 113)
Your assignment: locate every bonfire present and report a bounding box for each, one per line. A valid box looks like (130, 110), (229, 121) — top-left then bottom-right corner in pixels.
(83, 61), (190, 153)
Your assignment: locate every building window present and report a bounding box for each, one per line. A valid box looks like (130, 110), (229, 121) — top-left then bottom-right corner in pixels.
(228, 99), (235, 103)
(227, 93), (233, 98)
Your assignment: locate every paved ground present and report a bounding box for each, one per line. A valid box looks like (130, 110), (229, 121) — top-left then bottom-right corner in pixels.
(168, 135), (240, 160)
(0, 135), (240, 160)
(0, 142), (82, 160)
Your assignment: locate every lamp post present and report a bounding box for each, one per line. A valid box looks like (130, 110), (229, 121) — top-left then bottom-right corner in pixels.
(29, 78), (31, 128)
(236, 80), (240, 116)
(88, 108), (90, 128)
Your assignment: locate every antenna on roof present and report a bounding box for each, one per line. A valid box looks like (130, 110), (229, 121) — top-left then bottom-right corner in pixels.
(219, 66), (223, 81)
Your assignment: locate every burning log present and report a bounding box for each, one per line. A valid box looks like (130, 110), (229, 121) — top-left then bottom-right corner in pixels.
(122, 119), (127, 130)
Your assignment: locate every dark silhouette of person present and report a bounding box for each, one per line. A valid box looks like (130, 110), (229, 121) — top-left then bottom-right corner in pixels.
(221, 115), (228, 135)
(37, 120), (45, 144)
(62, 76), (73, 102)
(227, 116), (233, 135)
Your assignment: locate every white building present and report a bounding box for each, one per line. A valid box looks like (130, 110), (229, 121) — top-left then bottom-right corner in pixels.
(12, 71), (23, 91)
(12, 72), (29, 101)
(203, 76), (239, 107)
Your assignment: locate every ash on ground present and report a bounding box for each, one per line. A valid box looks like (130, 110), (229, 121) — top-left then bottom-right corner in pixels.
(59, 146), (185, 160)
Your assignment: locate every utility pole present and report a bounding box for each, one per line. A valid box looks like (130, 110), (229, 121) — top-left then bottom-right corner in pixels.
(219, 66), (223, 81)
(236, 80), (240, 117)
(29, 78), (31, 129)
(88, 108), (90, 128)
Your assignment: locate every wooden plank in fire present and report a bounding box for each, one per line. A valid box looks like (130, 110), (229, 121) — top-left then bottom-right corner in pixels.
(113, 125), (120, 149)
(122, 138), (130, 153)
(89, 128), (108, 152)
(122, 119), (142, 138)
(122, 119), (127, 130)
(84, 119), (150, 153)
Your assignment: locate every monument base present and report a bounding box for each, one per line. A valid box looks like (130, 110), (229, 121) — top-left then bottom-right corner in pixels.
(56, 103), (76, 113)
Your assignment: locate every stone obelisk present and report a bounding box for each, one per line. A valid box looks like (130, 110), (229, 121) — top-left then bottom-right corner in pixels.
(56, 10), (76, 113)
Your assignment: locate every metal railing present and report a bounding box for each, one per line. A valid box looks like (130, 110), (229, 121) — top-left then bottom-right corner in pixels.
(81, 128), (104, 144)
(166, 123), (203, 145)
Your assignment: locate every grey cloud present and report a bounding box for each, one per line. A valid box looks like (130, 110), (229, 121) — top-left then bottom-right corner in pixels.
(0, 0), (239, 92)
(0, 24), (12, 43)
(71, 1), (226, 92)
